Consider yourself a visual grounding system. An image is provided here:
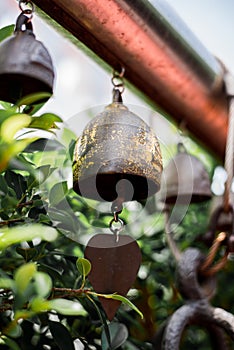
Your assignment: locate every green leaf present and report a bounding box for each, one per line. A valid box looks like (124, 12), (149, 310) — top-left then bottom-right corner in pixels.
(0, 224), (58, 250)
(77, 212), (90, 228)
(49, 321), (75, 350)
(68, 139), (76, 161)
(76, 257), (91, 277)
(4, 323), (22, 339)
(0, 108), (18, 124)
(0, 277), (15, 290)
(101, 322), (128, 350)
(0, 101), (13, 110)
(8, 137), (38, 157)
(8, 156), (36, 176)
(94, 293), (143, 319)
(49, 181), (68, 206)
(0, 336), (21, 350)
(32, 271), (52, 298)
(23, 138), (65, 153)
(23, 101), (45, 115)
(16, 247), (38, 261)
(39, 263), (63, 283)
(5, 169), (27, 199)
(0, 175), (8, 194)
(30, 297), (50, 313)
(48, 209), (78, 232)
(1, 114), (32, 142)
(1, 195), (18, 210)
(14, 262), (37, 294)
(48, 299), (87, 316)
(16, 92), (52, 107)
(36, 165), (56, 183)
(29, 113), (63, 131)
(0, 139), (36, 173)
(0, 24), (14, 42)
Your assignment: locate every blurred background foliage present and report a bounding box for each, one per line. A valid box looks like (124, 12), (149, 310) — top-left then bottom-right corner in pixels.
(0, 24), (234, 350)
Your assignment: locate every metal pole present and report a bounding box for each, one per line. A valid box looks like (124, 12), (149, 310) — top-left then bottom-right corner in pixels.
(33, 0), (229, 160)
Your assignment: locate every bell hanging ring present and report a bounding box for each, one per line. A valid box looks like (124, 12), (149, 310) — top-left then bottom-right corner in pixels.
(73, 90), (163, 202)
(0, 12), (54, 103)
(159, 142), (212, 205)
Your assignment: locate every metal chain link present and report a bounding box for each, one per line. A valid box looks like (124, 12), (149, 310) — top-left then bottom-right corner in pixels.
(18, 0), (35, 18)
(109, 217), (124, 242)
(111, 67), (125, 95)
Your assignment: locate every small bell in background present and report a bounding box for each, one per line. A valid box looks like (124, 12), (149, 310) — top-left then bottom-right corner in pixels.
(0, 0), (54, 103)
(159, 142), (212, 205)
(73, 69), (162, 203)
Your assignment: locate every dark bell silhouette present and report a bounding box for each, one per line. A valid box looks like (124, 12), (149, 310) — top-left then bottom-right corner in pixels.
(0, 13), (54, 104)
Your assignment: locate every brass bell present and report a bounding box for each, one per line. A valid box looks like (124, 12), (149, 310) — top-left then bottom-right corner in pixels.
(73, 90), (162, 202)
(159, 143), (212, 205)
(0, 13), (54, 103)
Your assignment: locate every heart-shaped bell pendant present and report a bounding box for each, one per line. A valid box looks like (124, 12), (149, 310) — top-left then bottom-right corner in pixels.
(0, 1), (54, 103)
(85, 216), (142, 320)
(73, 70), (162, 202)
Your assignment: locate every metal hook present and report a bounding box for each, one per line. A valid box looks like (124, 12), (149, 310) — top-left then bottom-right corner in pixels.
(113, 66), (125, 79)
(19, 0), (35, 18)
(111, 67), (125, 97)
(109, 217), (124, 242)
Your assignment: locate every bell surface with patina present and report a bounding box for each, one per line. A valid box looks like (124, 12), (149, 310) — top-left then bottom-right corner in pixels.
(0, 13), (54, 103)
(159, 144), (212, 205)
(73, 101), (162, 202)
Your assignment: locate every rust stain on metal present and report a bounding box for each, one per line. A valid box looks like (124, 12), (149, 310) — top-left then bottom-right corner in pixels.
(73, 102), (162, 202)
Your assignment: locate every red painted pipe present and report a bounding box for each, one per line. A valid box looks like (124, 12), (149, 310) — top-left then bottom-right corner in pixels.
(33, 0), (229, 160)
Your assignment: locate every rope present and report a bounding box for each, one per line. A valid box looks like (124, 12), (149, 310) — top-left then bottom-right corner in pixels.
(201, 73), (234, 276)
(200, 232), (228, 276)
(201, 251), (229, 276)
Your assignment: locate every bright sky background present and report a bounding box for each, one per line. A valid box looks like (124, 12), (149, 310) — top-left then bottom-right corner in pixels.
(165, 0), (234, 72)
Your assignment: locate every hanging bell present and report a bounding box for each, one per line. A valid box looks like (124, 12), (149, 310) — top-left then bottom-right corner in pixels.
(73, 90), (162, 202)
(159, 143), (212, 205)
(0, 13), (54, 103)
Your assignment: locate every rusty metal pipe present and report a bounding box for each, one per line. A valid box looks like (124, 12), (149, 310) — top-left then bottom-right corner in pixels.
(33, 0), (229, 160)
